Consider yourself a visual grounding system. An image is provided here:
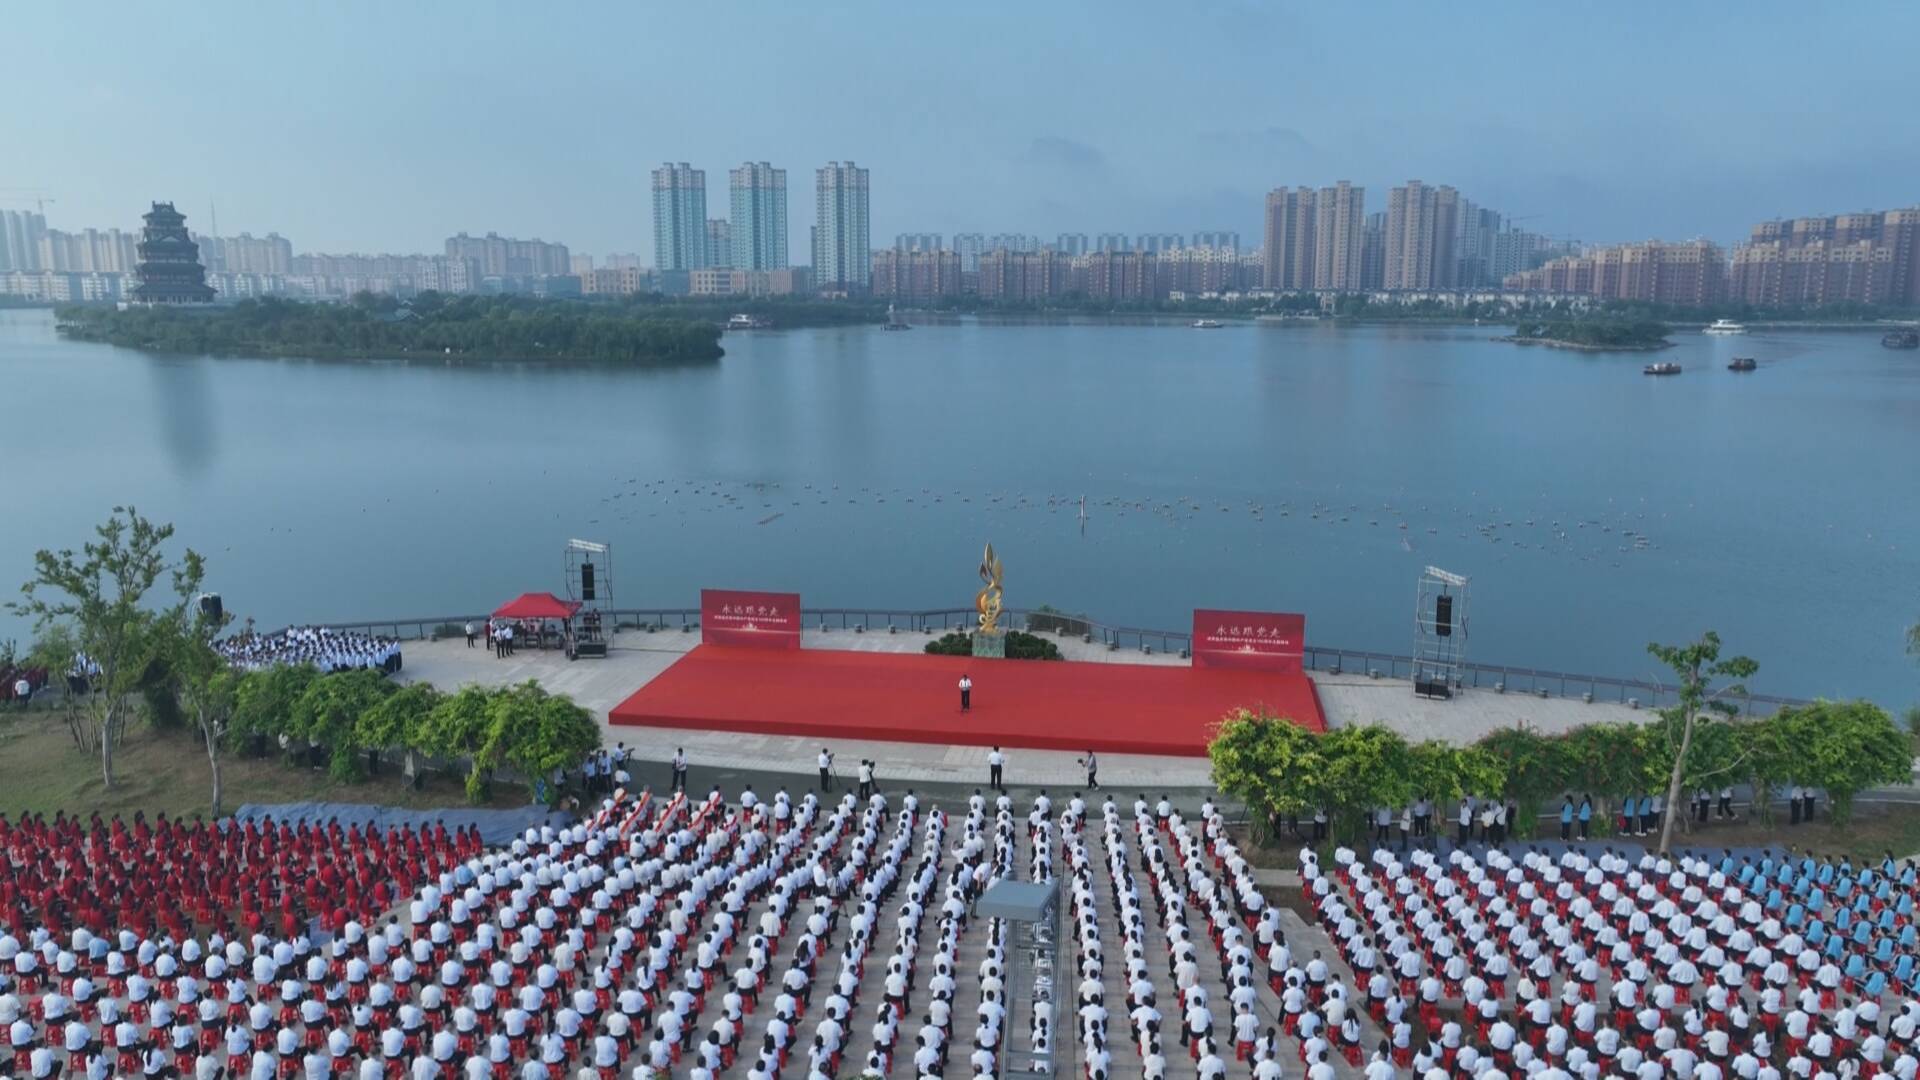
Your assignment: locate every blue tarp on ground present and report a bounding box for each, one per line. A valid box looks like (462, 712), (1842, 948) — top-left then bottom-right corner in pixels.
(229, 802), (575, 848)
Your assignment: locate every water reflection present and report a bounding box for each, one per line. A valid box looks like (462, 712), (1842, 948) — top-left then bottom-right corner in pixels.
(148, 354), (218, 480)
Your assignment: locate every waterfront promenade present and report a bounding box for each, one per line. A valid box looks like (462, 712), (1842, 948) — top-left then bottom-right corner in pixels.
(399, 626), (1648, 793)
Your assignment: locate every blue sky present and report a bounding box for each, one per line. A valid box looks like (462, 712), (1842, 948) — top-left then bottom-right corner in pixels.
(7, 1), (1917, 257)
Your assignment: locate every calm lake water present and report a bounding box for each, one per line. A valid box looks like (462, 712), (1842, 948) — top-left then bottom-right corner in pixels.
(2, 308), (1915, 705)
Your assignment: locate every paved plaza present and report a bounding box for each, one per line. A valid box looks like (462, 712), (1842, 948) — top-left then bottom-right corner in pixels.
(400, 626), (1649, 795)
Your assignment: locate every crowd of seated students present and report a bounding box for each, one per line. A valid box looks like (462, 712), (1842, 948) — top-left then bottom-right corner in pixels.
(0, 784), (1091, 1080)
(0, 812), (481, 945)
(1299, 841), (1920, 1080)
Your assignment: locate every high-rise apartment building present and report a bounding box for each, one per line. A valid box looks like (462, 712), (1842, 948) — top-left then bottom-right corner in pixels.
(705, 219), (732, 268)
(977, 249), (1071, 302)
(1488, 227), (1564, 283)
(1135, 233), (1183, 254)
(1724, 206), (1920, 307)
(728, 162), (788, 271)
(987, 233), (1039, 253)
(812, 161), (870, 290)
(41, 228), (141, 273)
(1506, 240), (1727, 306)
(894, 233), (943, 253)
(1083, 251), (1157, 302)
(1261, 187), (1315, 290)
(1054, 233), (1090, 257)
(1360, 212), (1387, 290)
(1155, 247), (1244, 294)
(1451, 204), (1502, 287)
(0, 210), (48, 271)
(952, 233), (987, 272)
(1384, 180), (1465, 290)
(652, 163), (709, 272)
(1095, 233), (1132, 253)
(196, 232), (293, 275)
(1190, 231), (1240, 253)
(1304, 182), (1366, 291)
(871, 248), (963, 304)
(444, 232), (571, 277)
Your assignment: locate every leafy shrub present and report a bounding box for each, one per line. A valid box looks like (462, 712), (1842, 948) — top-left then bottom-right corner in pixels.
(924, 630), (1063, 661)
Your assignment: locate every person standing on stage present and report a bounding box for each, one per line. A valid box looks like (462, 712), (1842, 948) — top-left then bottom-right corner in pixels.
(1080, 750), (1099, 790)
(817, 748), (835, 792)
(671, 748), (687, 792)
(987, 747), (1005, 791)
(958, 673), (972, 712)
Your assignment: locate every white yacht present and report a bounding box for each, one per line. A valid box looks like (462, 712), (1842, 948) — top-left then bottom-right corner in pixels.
(1704, 318), (1746, 335)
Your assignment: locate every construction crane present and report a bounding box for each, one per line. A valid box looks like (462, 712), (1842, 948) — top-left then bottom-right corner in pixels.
(0, 188), (56, 215)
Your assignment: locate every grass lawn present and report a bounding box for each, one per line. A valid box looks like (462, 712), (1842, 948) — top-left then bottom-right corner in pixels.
(0, 703), (531, 820)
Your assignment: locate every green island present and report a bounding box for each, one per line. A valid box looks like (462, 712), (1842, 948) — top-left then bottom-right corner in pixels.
(57, 292), (729, 365)
(1500, 317), (1672, 351)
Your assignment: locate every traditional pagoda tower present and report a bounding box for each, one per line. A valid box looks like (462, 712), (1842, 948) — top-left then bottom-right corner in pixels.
(131, 201), (215, 303)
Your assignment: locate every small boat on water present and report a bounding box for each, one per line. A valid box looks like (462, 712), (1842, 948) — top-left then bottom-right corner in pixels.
(725, 313), (769, 330)
(1643, 362), (1682, 376)
(1883, 329), (1919, 349)
(1727, 357), (1757, 371)
(1190, 319), (1223, 329)
(883, 304), (912, 331)
(1704, 318), (1746, 335)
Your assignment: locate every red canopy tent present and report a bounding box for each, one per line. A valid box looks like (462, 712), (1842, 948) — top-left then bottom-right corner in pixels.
(492, 592), (581, 620)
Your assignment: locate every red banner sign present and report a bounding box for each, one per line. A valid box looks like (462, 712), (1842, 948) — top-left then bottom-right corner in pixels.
(701, 589), (802, 649)
(1191, 609), (1306, 672)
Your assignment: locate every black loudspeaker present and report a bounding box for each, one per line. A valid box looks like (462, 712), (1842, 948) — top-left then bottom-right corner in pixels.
(1435, 594), (1452, 637)
(199, 593), (223, 620)
(581, 563), (595, 602)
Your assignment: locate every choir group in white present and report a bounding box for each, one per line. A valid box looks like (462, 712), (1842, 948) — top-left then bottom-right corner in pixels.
(215, 628), (403, 674)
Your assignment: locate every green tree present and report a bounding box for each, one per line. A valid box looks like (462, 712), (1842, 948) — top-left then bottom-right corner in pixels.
(471, 681), (600, 807)
(8, 507), (190, 789)
(1318, 725), (1415, 842)
(423, 685), (504, 804)
(357, 682), (442, 789)
(26, 622), (92, 751)
(1775, 700), (1912, 824)
(1475, 726), (1568, 833)
(229, 663), (316, 757)
(1740, 712), (1798, 827)
(1647, 632), (1758, 853)
(1207, 709), (1326, 840)
(1556, 723), (1656, 832)
(155, 549), (236, 816)
(1408, 741), (1506, 804)
(290, 670), (393, 782)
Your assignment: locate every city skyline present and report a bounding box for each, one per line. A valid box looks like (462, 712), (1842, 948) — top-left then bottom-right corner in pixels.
(6, 3), (1919, 257)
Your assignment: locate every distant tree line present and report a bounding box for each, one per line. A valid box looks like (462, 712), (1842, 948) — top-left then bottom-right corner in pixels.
(56, 292), (725, 365)
(1510, 318), (1671, 348)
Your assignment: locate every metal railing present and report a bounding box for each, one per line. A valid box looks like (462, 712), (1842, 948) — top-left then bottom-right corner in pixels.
(267, 605), (1812, 714)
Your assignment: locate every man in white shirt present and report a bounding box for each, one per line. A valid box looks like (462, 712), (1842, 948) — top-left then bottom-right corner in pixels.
(817, 748), (834, 792)
(987, 747), (1005, 790)
(958, 673), (973, 712)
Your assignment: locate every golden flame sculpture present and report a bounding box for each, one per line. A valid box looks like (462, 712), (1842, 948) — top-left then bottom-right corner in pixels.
(975, 542), (1005, 635)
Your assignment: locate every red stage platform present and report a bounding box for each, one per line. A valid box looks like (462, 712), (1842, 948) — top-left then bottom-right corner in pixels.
(609, 645), (1325, 757)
